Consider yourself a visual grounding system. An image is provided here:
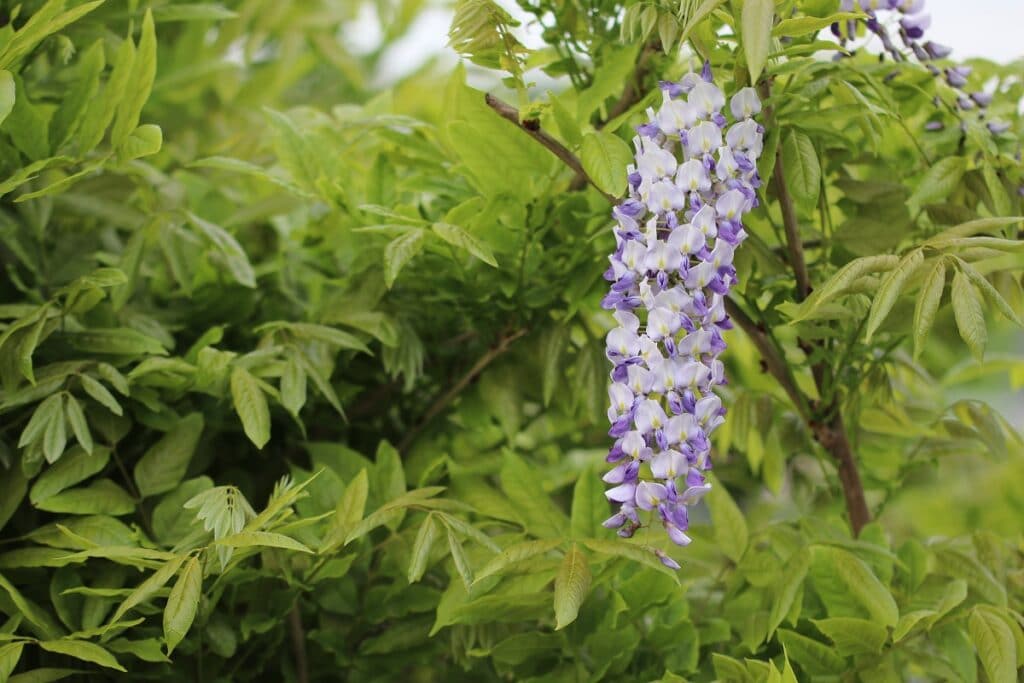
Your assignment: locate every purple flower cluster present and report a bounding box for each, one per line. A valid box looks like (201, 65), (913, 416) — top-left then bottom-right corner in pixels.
(836, 0), (1008, 134)
(600, 65), (763, 567)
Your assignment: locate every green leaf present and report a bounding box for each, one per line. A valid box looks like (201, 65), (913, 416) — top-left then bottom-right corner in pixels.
(30, 446), (110, 505)
(782, 255), (899, 323)
(499, 451), (569, 538)
(540, 324), (569, 407)
(811, 617), (888, 656)
(866, 249), (924, 341)
(65, 328), (167, 356)
(37, 640), (124, 673)
(570, 467), (607, 539)
(116, 124), (162, 161)
(280, 355), (306, 416)
(408, 514), (439, 583)
(331, 469), (369, 543)
(446, 527), (474, 589)
(0, 468), (28, 533)
(35, 480), (135, 516)
(383, 229), (426, 289)
(810, 546), (899, 627)
(163, 556), (201, 655)
(8, 669), (81, 683)
(908, 157), (966, 210)
(579, 131), (632, 197)
(553, 544), (591, 630)
(969, 607), (1017, 683)
(133, 414), (204, 497)
(230, 366), (270, 449)
(50, 41), (104, 148)
(474, 539), (562, 583)
(705, 473), (748, 563)
(742, 0), (775, 82)
(679, 0), (725, 45)
(110, 554), (188, 624)
(579, 538), (681, 580)
(112, 8), (156, 146)
(776, 629), (847, 675)
(0, 642), (24, 682)
(152, 4), (238, 22)
(63, 395), (91, 455)
(18, 394), (63, 450)
(767, 547), (810, 637)
(951, 269), (987, 360)
(913, 258), (947, 360)
(773, 12), (860, 37)
(0, 1), (104, 71)
(0, 572), (61, 639)
(432, 222), (497, 267)
(77, 29), (135, 154)
(781, 130), (820, 205)
(80, 375), (122, 416)
(0, 71), (14, 127)
(216, 531), (312, 554)
(186, 212), (256, 288)
(958, 259), (1023, 327)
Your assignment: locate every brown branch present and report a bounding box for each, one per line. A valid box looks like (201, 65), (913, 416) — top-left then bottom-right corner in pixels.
(770, 121), (871, 536)
(484, 94), (617, 205)
(724, 299), (809, 423)
(398, 328), (527, 453)
(288, 604), (309, 683)
(772, 155), (812, 301)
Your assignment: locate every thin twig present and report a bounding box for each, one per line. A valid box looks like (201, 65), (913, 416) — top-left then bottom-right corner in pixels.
(484, 94), (617, 205)
(398, 328), (528, 453)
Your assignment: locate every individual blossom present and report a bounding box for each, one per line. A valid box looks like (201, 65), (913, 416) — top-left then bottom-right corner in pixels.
(601, 64), (763, 566)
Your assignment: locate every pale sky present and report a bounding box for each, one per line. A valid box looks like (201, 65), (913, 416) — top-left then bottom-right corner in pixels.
(356, 0), (1024, 86)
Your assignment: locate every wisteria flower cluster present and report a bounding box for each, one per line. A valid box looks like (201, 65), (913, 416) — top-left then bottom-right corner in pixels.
(835, 0), (1009, 134)
(600, 64), (763, 568)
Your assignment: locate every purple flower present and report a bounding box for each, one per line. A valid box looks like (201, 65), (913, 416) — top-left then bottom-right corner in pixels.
(602, 74), (764, 562)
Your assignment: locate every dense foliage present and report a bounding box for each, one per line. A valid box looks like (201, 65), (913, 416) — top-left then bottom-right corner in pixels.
(0, 0), (1022, 681)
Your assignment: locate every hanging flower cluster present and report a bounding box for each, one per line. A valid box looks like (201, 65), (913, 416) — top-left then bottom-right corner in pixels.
(835, 0), (1009, 134)
(600, 64), (763, 568)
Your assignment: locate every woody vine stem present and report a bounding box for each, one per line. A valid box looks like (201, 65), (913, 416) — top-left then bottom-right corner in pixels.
(484, 87), (872, 538)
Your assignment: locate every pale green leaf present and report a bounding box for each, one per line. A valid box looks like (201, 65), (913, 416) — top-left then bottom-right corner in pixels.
(742, 0), (775, 82)
(407, 514), (439, 583)
(706, 473), (748, 563)
(553, 544), (591, 630)
(781, 129), (820, 205)
(384, 229), (426, 288)
(432, 222), (497, 267)
(908, 157), (966, 210)
(579, 131), (632, 197)
(866, 249), (924, 341)
(230, 366), (270, 449)
(969, 607), (1017, 683)
(913, 258), (947, 360)
(37, 640), (124, 673)
(133, 414), (204, 497)
(951, 269), (987, 360)
(163, 556), (201, 655)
